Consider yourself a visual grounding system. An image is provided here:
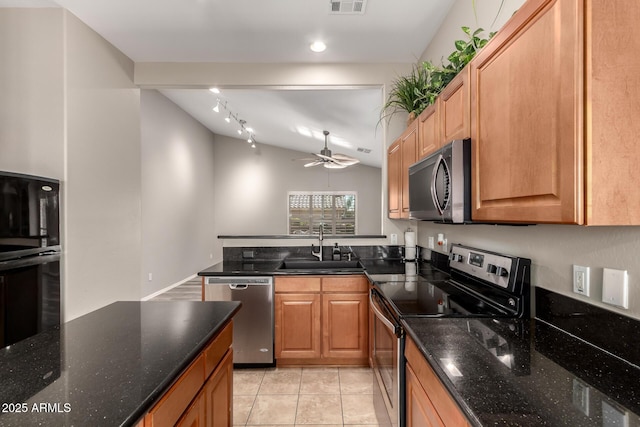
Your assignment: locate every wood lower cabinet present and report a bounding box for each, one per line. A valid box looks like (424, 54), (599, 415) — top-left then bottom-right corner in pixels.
(405, 335), (469, 427)
(144, 321), (233, 427)
(275, 292), (322, 359)
(275, 275), (368, 365)
(203, 349), (233, 427)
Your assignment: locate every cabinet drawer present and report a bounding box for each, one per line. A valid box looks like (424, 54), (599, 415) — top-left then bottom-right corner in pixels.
(321, 275), (368, 292)
(146, 355), (205, 427)
(275, 276), (321, 292)
(405, 336), (469, 427)
(204, 321), (232, 378)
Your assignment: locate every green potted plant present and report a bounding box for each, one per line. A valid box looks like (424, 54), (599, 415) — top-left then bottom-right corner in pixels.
(380, 63), (431, 127)
(380, 26), (495, 128)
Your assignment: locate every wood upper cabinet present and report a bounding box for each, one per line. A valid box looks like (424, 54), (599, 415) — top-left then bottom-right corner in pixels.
(387, 140), (401, 219)
(400, 121), (418, 218)
(439, 66), (470, 144)
(387, 119), (418, 219)
(417, 102), (439, 159)
(275, 275), (368, 365)
(471, 0), (640, 225)
(470, 0), (582, 224)
(405, 335), (469, 427)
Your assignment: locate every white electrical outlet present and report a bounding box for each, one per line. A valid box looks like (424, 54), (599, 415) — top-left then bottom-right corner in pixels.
(148, 273), (153, 281)
(572, 265), (590, 297)
(428, 236), (435, 249)
(602, 268), (629, 309)
(390, 233), (398, 245)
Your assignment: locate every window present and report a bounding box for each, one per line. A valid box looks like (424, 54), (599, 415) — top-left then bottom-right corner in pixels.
(288, 192), (357, 235)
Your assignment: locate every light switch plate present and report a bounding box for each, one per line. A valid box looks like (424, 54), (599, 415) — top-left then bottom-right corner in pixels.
(602, 268), (629, 309)
(573, 265), (590, 297)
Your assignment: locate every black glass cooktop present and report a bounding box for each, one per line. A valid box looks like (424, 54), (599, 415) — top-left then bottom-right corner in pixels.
(375, 279), (509, 317)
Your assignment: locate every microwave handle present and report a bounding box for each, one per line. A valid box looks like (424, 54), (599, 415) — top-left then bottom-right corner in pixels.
(430, 154), (444, 216)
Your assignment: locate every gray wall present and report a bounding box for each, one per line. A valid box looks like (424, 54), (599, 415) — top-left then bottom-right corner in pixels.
(140, 90), (217, 296)
(0, 8), (142, 321)
(212, 134), (381, 244)
(414, 0), (640, 320)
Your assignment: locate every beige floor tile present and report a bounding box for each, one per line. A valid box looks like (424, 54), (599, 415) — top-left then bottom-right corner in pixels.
(234, 369), (266, 396)
(259, 368), (302, 394)
(341, 394), (379, 425)
(300, 369), (341, 394)
(247, 394), (299, 425)
(339, 368), (374, 394)
(295, 394), (343, 425)
(233, 395), (256, 425)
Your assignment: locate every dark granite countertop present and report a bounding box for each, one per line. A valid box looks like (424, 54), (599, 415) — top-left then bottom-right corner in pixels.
(196, 256), (444, 278)
(0, 301), (241, 427)
(403, 316), (640, 426)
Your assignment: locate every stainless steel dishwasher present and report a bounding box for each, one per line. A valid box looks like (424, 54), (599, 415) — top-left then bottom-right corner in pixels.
(204, 276), (274, 366)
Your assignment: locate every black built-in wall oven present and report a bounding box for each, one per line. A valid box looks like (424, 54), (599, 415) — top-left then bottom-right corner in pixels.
(0, 171), (61, 348)
(370, 245), (531, 426)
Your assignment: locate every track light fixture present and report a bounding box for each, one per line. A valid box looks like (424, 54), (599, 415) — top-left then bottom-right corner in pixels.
(210, 91), (258, 147)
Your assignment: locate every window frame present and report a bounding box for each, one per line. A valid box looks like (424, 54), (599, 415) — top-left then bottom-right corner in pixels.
(287, 191), (358, 236)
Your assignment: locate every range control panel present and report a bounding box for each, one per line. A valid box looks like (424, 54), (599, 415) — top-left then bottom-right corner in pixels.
(449, 244), (514, 289)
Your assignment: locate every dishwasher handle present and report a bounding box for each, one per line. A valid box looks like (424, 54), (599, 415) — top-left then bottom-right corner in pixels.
(229, 284), (248, 290)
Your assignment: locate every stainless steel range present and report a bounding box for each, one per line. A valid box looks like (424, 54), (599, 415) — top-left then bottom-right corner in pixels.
(369, 244), (531, 427)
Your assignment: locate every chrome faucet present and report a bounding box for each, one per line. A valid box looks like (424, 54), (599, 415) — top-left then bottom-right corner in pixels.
(311, 224), (324, 260)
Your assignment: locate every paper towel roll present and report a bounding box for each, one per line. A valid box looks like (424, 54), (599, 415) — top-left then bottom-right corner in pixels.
(404, 231), (416, 248)
(404, 231), (416, 260)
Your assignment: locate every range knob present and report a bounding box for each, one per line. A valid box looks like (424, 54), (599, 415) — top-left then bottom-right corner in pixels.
(451, 254), (463, 263)
(487, 264), (497, 274)
(496, 267), (509, 277)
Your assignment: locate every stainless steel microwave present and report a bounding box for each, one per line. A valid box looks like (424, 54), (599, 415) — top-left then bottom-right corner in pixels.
(408, 139), (471, 223)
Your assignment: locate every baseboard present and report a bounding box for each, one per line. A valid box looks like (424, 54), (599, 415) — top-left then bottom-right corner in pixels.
(141, 274), (198, 301)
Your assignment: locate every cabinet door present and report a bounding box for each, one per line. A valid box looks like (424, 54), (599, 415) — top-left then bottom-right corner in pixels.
(387, 140), (401, 218)
(470, 0), (582, 224)
(275, 293), (321, 359)
(418, 103), (439, 159)
(406, 364), (444, 427)
(177, 392), (205, 427)
(321, 293), (368, 360)
(204, 349), (233, 427)
(401, 122), (418, 218)
(439, 67), (470, 144)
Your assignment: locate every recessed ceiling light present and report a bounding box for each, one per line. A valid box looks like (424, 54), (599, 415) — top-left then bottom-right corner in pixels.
(209, 87), (220, 94)
(310, 41), (326, 53)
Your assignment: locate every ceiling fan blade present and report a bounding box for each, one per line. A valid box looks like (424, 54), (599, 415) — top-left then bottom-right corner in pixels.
(332, 153), (360, 165)
(315, 153), (334, 161)
(304, 160), (324, 167)
(323, 162), (347, 169)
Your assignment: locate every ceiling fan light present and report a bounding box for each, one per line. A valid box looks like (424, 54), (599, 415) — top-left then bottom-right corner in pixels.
(225, 114), (231, 123)
(213, 103), (220, 113)
(324, 162), (346, 169)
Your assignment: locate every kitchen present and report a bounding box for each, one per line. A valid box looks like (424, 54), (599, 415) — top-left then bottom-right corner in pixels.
(2, 0), (640, 426)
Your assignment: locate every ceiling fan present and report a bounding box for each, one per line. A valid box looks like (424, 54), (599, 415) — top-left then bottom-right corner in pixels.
(302, 130), (360, 169)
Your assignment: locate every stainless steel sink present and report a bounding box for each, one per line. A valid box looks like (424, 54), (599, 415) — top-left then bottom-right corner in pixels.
(277, 259), (364, 271)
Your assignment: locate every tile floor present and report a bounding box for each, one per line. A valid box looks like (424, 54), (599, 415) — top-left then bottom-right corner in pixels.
(234, 366), (382, 426)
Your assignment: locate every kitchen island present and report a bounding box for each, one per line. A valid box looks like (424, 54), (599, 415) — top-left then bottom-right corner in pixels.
(0, 301), (241, 427)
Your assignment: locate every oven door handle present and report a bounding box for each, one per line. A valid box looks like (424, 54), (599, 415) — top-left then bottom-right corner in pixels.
(369, 290), (400, 336)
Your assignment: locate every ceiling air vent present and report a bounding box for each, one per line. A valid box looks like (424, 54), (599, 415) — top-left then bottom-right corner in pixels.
(357, 147), (372, 154)
(330, 0), (367, 14)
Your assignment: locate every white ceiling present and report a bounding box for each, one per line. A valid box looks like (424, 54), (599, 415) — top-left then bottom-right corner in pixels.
(2, 0), (456, 167)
